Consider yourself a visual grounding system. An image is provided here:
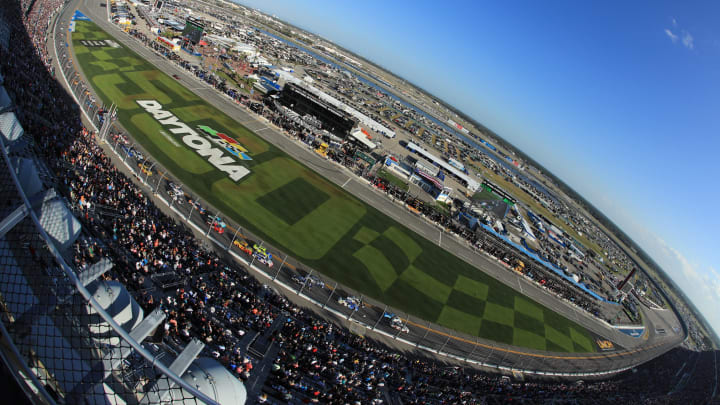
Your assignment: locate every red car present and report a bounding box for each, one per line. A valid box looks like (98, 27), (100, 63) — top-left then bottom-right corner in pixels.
(172, 74), (180, 80)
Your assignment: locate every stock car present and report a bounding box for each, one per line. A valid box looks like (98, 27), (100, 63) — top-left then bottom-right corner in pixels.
(252, 244), (273, 267)
(138, 163), (153, 176)
(233, 239), (254, 255)
(390, 316), (410, 333)
(338, 296), (363, 311)
(186, 198), (206, 215)
(208, 215), (226, 234)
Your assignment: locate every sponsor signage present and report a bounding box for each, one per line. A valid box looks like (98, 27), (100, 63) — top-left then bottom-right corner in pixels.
(72, 10), (90, 21)
(137, 100), (250, 181)
(197, 125), (252, 160)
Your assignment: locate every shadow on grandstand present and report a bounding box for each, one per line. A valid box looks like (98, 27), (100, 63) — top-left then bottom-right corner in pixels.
(0, 358), (32, 405)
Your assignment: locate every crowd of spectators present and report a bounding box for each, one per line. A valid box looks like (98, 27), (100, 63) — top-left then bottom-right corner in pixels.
(1, 0), (718, 403)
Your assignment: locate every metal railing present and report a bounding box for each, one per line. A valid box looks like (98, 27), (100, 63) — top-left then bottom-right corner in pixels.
(0, 5), (220, 405)
(0, 114), (218, 404)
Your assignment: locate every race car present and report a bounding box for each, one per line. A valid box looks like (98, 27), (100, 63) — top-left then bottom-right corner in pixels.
(252, 244), (273, 267)
(167, 182), (184, 203)
(208, 215), (226, 234)
(169, 182), (183, 194)
(390, 316), (409, 333)
(187, 199), (206, 215)
(255, 255), (273, 267)
(138, 162), (153, 176)
(291, 274), (324, 289)
(233, 239), (253, 255)
(253, 244), (267, 256)
(338, 296), (363, 311)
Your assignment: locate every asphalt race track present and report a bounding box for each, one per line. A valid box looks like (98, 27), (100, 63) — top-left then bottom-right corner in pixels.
(52, 0), (686, 375)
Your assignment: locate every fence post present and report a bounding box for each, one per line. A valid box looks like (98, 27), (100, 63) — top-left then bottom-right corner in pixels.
(394, 313), (408, 340)
(498, 348), (509, 367)
(169, 187), (177, 209)
(139, 156), (149, 179)
(466, 337), (479, 363)
(249, 240), (262, 268)
(145, 162), (156, 184)
(347, 295), (363, 321)
(297, 269), (313, 296)
(155, 170), (166, 194)
(227, 226), (240, 251)
(372, 305), (387, 331)
(438, 334), (451, 354)
(272, 254), (287, 281)
(322, 282), (337, 309)
(205, 211), (219, 236)
(186, 198), (196, 221)
(123, 142), (132, 163)
(416, 321), (431, 348)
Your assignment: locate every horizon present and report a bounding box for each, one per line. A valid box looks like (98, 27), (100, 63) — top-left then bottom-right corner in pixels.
(233, 0), (720, 340)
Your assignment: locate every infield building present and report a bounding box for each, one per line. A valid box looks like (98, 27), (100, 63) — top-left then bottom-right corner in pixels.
(278, 82), (356, 137)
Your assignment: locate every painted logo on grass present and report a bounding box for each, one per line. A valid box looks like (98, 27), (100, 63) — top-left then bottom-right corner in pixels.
(197, 125), (252, 161)
(137, 100), (250, 181)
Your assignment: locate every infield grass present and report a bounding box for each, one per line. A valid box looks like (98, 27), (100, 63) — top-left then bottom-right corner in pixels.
(72, 20), (598, 352)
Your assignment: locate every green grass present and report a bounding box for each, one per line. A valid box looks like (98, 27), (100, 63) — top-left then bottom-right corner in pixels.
(353, 245), (398, 292)
(472, 187), (502, 202)
(256, 178), (330, 225)
(437, 306), (483, 336)
(454, 275), (489, 301)
(72, 20), (599, 353)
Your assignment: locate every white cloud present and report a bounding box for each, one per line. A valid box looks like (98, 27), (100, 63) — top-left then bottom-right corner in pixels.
(665, 19), (695, 50)
(682, 31), (694, 49)
(648, 235), (720, 336)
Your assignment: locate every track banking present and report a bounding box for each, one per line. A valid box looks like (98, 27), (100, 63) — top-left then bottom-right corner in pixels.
(137, 100), (250, 181)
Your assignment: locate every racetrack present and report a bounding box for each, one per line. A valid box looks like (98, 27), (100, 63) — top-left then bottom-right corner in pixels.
(57, 0), (686, 373)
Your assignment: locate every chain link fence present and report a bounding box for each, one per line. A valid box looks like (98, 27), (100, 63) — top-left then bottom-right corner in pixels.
(0, 110), (220, 404)
(0, 4), (233, 404)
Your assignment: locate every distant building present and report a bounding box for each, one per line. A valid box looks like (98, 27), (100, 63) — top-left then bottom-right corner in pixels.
(349, 128), (376, 151)
(403, 141), (480, 192)
(384, 155), (413, 178)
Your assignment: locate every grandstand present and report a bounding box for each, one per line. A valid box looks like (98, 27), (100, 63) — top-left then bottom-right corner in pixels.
(0, 0), (718, 404)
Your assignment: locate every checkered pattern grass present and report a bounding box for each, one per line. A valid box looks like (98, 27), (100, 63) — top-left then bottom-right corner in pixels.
(73, 20), (598, 352)
(256, 178), (329, 225)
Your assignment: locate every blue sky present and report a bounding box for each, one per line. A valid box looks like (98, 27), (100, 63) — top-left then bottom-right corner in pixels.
(236, 0), (720, 338)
